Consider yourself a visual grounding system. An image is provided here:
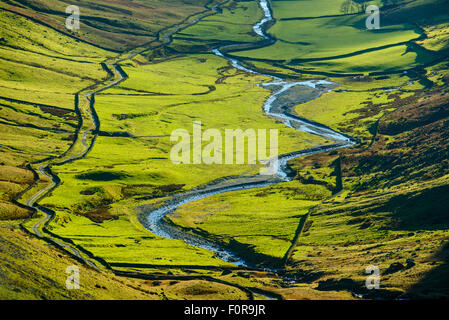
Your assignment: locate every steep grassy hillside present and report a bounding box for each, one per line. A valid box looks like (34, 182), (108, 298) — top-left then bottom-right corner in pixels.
(0, 221), (161, 299)
(0, 220), (255, 299)
(280, 66), (449, 298)
(0, 0), (217, 51)
(0, 7), (113, 221)
(1, 0), (448, 300)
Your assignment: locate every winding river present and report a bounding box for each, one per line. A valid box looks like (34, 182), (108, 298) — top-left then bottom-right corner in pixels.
(140, 0), (357, 269)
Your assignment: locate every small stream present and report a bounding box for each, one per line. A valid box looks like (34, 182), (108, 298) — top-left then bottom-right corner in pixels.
(141, 0), (357, 268)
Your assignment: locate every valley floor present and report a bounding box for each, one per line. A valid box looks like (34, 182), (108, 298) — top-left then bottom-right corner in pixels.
(1, 0), (449, 300)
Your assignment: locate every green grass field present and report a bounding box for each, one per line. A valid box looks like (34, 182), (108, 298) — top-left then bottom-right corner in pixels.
(272, 0), (348, 19)
(166, 181), (330, 266)
(238, 16), (418, 60)
(39, 51), (328, 268)
(230, 0), (448, 75)
(172, 0), (263, 47)
(1, 0), (449, 300)
(294, 76), (418, 141)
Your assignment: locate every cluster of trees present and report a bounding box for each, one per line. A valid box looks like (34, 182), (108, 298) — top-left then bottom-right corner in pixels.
(340, 0), (370, 14)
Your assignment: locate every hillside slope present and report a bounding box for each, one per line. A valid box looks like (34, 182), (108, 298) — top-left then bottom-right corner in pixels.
(0, 0), (448, 300)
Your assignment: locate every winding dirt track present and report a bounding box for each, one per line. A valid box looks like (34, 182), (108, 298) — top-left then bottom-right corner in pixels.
(17, 0), (357, 299)
(21, 64), (126, 270)
(19, 0), (229, 269)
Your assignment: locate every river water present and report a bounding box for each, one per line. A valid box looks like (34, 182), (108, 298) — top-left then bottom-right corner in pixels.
(141, 0), (356, 268)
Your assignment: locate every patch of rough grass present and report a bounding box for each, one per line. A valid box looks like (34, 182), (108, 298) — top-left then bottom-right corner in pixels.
(0, 222), (161, 299)
(163, 280), (248, 300)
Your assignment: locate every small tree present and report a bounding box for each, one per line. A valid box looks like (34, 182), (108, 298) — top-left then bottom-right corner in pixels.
(340, 0), (364, 14)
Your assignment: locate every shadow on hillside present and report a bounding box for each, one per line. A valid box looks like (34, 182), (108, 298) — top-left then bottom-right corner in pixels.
(374, 184), (449, 298)
(75, 171), (129, 181)
(405, 242), (449, 299)
(376, 184), (449, 231)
